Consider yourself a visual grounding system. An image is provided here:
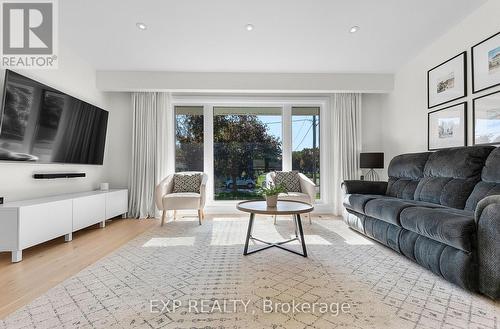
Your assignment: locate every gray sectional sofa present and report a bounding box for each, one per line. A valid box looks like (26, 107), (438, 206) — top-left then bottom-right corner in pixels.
(342, 146), (500, 299)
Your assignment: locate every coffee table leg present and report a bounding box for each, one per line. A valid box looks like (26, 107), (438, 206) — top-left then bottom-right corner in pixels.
(296, 214), (308, 257)
(293, 214), (299, 238)
(243, 213), (255, 255)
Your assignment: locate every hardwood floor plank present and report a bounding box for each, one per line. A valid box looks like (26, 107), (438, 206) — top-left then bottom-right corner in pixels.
(0, 218), (157, 319)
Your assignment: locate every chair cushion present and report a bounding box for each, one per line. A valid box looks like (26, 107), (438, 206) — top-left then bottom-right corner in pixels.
(172, 173), (202, 193)
(278, 192), (310, 204)
(400, 207), (475, 252)
(364, 198), (445, 226)
(163, 192), (201, 210)
(274, 171), (301, 192)
(343, 194), (386, 213)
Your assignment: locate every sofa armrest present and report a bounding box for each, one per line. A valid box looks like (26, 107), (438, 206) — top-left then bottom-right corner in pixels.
(341, 180), (388, 195)
(265, 172), (275, 188)
(155, 175), (174, 211)
(298, 173), (316, 204)
(474, 196), (500, 299)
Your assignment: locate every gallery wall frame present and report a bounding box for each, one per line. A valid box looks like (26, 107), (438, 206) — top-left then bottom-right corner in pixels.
(427, 51), (467, 109)
(472, 31), (500, 94)
(473, 89), (500, 146)
(428, 101), (467, 151)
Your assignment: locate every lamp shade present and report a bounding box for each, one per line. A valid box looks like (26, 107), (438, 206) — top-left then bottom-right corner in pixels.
(360, 153), (384, 169)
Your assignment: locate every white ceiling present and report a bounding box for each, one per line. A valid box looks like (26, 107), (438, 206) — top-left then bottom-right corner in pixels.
(60, 0), (487, 73)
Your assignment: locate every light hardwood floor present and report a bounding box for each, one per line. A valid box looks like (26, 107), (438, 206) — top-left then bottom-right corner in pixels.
(0, 218), (157, 319)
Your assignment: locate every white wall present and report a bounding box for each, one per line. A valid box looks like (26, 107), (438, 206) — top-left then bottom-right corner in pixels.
(0, 46), (130, 202)
(360, 93), (386, 179)
(381, 0), (500, 174)
(102, 92), (133, 189)
(362, 94), (384, 152)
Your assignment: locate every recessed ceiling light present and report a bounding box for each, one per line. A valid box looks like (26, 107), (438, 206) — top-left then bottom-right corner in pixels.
(245, 24), (254, 31)
(349, 26), (360, 33)
(136, 22), (147, 31)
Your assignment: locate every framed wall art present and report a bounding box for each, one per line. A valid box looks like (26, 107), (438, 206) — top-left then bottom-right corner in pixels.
(472, 31), (500, 93)
(428, 102), (467, 150)
(427, 52), (467, 109)
(473, 90), (500, 146)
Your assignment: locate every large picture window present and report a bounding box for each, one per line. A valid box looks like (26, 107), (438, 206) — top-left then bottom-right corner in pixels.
(292, 107), (320, 198)
(175, 106), (204, 172)
(213, 107), (282, 200)
(172, 100), (323, 204)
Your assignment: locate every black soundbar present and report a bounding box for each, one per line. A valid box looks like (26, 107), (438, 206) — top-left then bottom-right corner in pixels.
(33, 173), (86, 179)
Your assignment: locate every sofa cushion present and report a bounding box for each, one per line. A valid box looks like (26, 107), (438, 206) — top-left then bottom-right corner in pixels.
(481, 147), (500, 182)
(465, 182), (500, 211)
(412, 235), (477, 291)
(386, 152), (430, 200)
(387, 178), (420, 200)
(364, 198), (444, 226)
(399, 230), (420, 261)
(364, 216), (402, 253)
(414, 146), (494, 209)
(343, 194), (386, 213)
(388, 152), (431, 179)
(400, 207), (475, 252)
(465, 147), (500, 211)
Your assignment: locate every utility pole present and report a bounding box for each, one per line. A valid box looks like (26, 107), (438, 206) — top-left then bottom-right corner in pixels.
(312, 115), (317, 185)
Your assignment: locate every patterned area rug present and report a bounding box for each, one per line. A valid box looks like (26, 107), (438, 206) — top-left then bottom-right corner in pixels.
(1, 215), (498, 329)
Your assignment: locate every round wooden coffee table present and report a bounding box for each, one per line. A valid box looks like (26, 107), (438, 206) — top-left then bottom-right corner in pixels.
(237, 200), (313, 257)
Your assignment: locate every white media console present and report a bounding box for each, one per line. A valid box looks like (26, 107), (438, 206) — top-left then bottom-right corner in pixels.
(0, 189), (128, 263)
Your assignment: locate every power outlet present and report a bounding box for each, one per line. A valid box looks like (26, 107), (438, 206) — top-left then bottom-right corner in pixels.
(0, 197), (3, 205)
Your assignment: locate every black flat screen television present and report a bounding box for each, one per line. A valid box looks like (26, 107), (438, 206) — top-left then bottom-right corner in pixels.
(0, 70), (108, 165)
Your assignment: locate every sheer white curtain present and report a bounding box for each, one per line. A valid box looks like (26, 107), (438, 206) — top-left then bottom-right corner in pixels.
(128, 92), (172, 218)
(331, 93), (362, 216)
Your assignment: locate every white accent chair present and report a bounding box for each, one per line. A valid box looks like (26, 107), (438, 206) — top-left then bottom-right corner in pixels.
(266, 172), (316, 224)
(155, 172), (208, 226)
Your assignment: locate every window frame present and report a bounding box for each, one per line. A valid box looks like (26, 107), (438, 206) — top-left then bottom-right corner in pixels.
(291, 106), (321, 199)
(170, 96), (329, 209)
